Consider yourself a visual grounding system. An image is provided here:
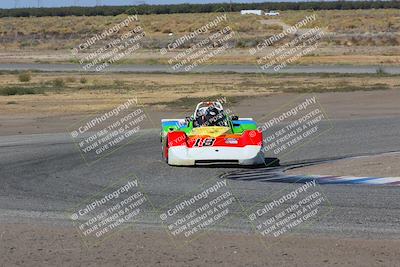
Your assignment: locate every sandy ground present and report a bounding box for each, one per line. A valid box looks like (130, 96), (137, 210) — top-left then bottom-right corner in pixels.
(287, 153), (400, 178)
(1, 89), (400, 136)
(1, 46), (400, 65)
(1, 222), (399, 267)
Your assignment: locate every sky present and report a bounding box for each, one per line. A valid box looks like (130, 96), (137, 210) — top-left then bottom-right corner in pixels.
(2, 0), (311, 9)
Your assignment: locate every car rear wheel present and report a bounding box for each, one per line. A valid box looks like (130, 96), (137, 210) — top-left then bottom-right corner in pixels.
(162, 137), (169, 163)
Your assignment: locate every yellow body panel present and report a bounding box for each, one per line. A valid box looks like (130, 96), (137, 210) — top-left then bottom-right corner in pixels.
(189, 126), (231, 138)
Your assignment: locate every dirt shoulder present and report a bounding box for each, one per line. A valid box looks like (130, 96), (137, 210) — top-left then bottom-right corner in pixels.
(1, 222), (399, 267)
(1, 88), (400, 136)
(287, 153), (400, 178)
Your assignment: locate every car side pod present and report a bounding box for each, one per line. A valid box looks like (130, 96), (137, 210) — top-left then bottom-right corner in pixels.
(166, 131), (194, 166)
(167, 131), (187, 147)
(238, 130), (264, 165)
(242, 130), (263, 146)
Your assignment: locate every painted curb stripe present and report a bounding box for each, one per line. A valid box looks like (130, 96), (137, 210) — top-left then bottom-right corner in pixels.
(223, 171), (400, 186)
(283, 175), (400, 185)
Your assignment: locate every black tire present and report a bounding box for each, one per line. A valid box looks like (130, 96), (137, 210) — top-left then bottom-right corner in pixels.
(162, 137), (168, 163)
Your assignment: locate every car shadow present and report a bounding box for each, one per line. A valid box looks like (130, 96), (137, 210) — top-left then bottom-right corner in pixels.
(182, 157), (280, 169)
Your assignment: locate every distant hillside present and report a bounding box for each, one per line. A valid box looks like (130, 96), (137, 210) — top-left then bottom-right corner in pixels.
(0, 1), (399, 18)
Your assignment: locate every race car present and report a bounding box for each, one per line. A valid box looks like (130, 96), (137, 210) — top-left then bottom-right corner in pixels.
(161, 101), (265, 166)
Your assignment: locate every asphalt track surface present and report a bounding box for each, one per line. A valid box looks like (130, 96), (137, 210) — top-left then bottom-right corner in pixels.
(1, 117), (400, 239)
(1, 63), (400, 74)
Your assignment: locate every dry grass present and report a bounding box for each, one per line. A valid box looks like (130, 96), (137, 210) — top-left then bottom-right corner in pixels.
(0, 9), (399, 65)
(1, 9), (398, 38)
(281, 9), (400, 34)
(0, 9), (399, 49)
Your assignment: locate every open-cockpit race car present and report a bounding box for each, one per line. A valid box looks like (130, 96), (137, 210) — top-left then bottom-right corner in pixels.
(161, 101), (265, 166)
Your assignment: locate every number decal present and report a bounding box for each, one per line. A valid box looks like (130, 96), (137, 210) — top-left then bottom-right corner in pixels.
(193, 138), (216, 147)
(194, 138), (202, 147)
(202, 138), (216, 147)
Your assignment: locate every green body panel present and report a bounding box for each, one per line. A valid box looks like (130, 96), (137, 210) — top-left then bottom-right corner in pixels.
(161, 119), (257, 136)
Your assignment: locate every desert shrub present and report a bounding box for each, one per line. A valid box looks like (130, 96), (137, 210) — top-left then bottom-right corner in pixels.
(66, 76), (76, 83)
(0, 86), (43, 95)
(52, 78), (65, 88)
(113, 80), (125, 87)
(18, 72), (31, 82)
(161, 27), (172, 34)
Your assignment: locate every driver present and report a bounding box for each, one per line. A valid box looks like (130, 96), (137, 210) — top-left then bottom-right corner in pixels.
(201, 106), (227, 127)
(194, 107), (208, 127)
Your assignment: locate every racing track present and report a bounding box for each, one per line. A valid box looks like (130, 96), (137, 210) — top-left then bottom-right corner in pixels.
(1, 117), (400, 239)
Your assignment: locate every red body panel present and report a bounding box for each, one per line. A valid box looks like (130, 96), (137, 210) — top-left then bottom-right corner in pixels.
(167, 130), (262, 148)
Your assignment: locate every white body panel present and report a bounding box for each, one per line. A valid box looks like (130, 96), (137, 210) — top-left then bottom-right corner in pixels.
(168, 145), (264, 166)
